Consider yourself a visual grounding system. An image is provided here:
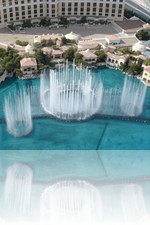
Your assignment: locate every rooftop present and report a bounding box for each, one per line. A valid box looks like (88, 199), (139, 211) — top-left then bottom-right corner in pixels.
(107, 52), (129, 60)
(143, 23), (150, 29)
(144, 66), (150, 73)
(78, 39), (98, 46)
(105, 35), (120, 41)
(80, 49), (97, 59)
(52, 49), (63, 55)
(42, 47), (53, 54)
(20, 57), (37, 67)
(34, 33), (63, 43)
(115, 17), (144, 32)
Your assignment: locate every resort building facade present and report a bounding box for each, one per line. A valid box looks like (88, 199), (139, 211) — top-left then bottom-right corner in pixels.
(20, 57), (37, 77)
(142, 66), (150, 86)
(106, 52), (128, 69)
(0, 0), (125, 28)
(80, 49), (97, 64)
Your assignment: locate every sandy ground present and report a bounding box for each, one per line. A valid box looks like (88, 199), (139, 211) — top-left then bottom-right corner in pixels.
(0, 23), (121, 45)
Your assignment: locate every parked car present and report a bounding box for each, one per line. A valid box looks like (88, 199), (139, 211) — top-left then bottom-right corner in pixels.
(49, 24), (59, 29)
(19, 27), (26, 33)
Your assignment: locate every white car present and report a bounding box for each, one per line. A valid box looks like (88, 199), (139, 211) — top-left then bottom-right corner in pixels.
(19, 28), (26, 33)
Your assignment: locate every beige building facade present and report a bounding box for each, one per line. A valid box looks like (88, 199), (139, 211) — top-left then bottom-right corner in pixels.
(20, 57), (37, 77)
(142, 66), (150, 86)
(106, 52), (129, 68)
(0, 0), (125, 28)
(80, 49), (97, 64)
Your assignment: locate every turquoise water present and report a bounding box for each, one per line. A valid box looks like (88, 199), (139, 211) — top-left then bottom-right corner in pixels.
(0, 118), (150, 150)
(0, 67), (150, 150)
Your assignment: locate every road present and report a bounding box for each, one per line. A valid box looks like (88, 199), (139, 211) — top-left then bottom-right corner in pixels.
(126, 0), (150, 20)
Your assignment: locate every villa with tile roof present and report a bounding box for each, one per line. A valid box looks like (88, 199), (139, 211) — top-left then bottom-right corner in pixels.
(20, 57), (37, 77)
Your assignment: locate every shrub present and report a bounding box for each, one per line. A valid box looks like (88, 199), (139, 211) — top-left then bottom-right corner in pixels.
(16, 40), (29, 46)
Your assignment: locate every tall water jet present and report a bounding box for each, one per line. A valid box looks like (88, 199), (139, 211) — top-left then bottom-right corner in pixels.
(102, 88), (121, 115)
(4, 87), (33, 137)
(120, 184), (147, 225)
(120, 76), (147, 116)
(40, 64), (103, 120)
(40, 180), (103, 225)
(4, 163), (33, 217)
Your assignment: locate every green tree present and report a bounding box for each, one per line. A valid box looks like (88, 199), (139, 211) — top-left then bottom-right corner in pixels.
(22, 20), (32, 28)
(35, 49), (51, 69)
(0, 48), (6, 58)
(8, 24), (15, 30)
(61, 37), (67, 45)
(47, 38), (56, 46)
(75, 53), (83, 65)
(119, 47), (133, 54)
(40, 18), (51, 27)
(33, 42), (42, 48)
(79, 16), (87, 24)
(0, 47), (21, 73)
(94, 49), (106, 62)
(16, 40), (29, 46)
(41, 39), (47, 47)
(64, 47), (76, 62)
(144, 59), (150, 66)
(128, 59), (143, 76)
(136, 29), (150, 41)
(59, 17), (68, 26)
(119, 58), (130, 72)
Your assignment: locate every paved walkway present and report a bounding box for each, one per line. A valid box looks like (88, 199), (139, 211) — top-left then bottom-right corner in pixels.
(0, 23), (126, 45)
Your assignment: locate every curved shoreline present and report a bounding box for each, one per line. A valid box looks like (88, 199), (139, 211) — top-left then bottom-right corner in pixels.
(0, 114), (150, 124)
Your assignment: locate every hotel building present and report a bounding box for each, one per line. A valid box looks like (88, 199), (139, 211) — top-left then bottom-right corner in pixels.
(0, 0), (125, 28)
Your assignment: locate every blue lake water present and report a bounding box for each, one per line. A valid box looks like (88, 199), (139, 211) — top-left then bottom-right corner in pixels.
(0, 67), (150, 150)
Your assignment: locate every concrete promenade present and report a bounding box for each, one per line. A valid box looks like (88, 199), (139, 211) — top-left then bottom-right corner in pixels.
(0, 23), (127, 45)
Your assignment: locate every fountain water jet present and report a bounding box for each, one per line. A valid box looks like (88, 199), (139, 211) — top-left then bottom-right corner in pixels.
(120, 184), (147, 225)
(4, 163), (33, 217)
(120, 76), (147, 116)
(40, 180), (103, 225)
(40, 64), (103, 120)
(102, 88), (121, 115)
(4, 87), (33, 137)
